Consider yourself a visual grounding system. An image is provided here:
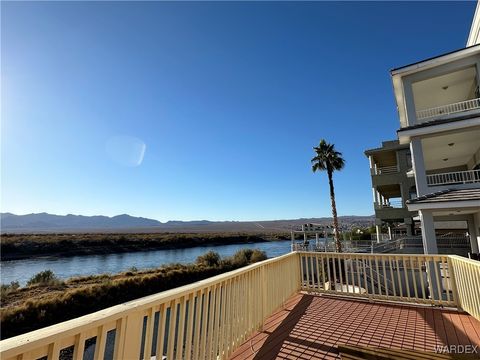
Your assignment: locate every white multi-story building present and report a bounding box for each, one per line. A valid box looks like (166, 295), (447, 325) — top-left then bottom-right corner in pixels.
(388, 2), (480, 255)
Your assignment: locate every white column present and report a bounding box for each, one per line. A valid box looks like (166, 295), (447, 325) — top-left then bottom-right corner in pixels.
(410, 138), (428, 196)
(373, 187), (380, 208)
(474, 212), (480, 254)
(419, 210), (438, 254)
(467, 215), (479, 253)
(419, 209), (441, 300)
(376, 225), (381, 243)
(388, 226), (392, 240)
(369, 155), (375, 175)
(405, 218), (412, 236)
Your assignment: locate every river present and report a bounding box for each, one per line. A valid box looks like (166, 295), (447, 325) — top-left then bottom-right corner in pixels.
(1, 240), (293, 286)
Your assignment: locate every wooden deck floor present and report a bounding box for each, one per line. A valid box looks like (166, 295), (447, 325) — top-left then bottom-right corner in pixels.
(229, 294), (480, 360)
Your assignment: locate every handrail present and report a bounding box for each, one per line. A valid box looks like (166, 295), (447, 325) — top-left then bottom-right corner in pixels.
(377, 199), (403, 208)
(376, 165), (398, 175)
(0, 253), (301, 360)
(1, 252), (479, 360)
(448, 255), (480, 320)
(427, 169), (480, 186)
(416, 97), (480, 121)
(298, 252), (457, 307)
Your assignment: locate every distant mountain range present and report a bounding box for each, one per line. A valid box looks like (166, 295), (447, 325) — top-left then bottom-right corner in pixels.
(0, 212), (374, 233)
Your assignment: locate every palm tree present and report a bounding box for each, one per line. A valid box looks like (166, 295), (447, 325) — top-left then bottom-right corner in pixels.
(311, 139), (345, 252)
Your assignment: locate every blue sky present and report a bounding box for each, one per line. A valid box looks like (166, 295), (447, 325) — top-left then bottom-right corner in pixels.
(1, 2), (476, 221)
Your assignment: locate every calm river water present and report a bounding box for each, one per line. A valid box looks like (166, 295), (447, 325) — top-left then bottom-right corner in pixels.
(1, 240), (292, 286)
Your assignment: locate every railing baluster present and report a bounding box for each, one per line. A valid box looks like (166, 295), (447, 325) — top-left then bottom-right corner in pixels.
(410, 256), (419, 300)
(47, 341), (59, 360)
(395, 257), (403, 298)
(73, 332), (86, 360)
(310, 255), (316, 291)
(403, 258), (411, 298)
(156, 303), (167, 360)
(143, 308), (155, 360)
(176, 296), (187, 360)
(184, 293), (195, 360)
(167, 299), (178, 360)
(93, 325), (106, 360)
(433, 257), (443, 304)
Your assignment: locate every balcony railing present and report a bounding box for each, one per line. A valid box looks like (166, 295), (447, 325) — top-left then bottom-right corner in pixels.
(416, 97), (480, 121)
(377, 199), (403, 208)
(427, 169), (480, 186)
(375, 165), (398, 175)
(1, 252), (479, 360)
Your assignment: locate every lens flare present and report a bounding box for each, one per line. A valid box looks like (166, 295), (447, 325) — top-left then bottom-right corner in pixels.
(105, 135), (146, 167)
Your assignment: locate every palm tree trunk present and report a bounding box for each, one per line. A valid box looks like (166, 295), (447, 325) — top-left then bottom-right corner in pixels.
(327, 168), (342, 252)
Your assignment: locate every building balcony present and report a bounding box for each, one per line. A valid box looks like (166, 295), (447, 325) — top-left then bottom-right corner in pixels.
(427, 169), (480, 187)
(1, 252), (479, 360)
(416, 97), (480, 122)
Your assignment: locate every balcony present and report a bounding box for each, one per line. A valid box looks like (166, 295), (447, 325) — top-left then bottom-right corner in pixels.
(427, 169), (480, 187)
(0, 252), (479, 360)
(416, 98), (480, 122)
(411, 65), (480, 126)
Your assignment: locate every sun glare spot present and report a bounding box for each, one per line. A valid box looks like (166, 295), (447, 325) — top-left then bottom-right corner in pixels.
(105, 135), (146, 167)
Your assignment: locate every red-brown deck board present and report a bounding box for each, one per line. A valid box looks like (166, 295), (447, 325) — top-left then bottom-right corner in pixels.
(229, 294), (480, 360)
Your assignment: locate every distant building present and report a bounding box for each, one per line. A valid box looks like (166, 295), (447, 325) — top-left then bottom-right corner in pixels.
(365, 140), (417, 240)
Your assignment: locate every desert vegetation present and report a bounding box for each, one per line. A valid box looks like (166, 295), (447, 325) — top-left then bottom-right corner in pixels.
(0, 248), (267, 339)
(0, 232), (289, 260)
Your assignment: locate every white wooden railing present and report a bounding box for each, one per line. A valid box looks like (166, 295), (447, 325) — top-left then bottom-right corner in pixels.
(299, 252), (457, 306)
(1, 252), (479, 360)
(427, 169), (480, 186)
(416, 97), (480, 121)
(0, 253), (300, 360)
(449, 256), (480, 321)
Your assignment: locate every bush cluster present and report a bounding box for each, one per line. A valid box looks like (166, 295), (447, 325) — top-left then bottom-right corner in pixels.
(26, 270), (62, 287)
(0, 281), (20, 298)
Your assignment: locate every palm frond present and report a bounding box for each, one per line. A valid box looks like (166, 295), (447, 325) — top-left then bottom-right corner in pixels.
(311, 139), (345, 173)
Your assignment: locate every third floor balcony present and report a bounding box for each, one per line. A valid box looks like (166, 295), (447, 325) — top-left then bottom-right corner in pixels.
(411, 64), (480, 125)
(392, 45), (480, 130)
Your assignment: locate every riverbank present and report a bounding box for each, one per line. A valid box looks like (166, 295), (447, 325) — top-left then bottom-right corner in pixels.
(0, 232), (290, 261)
(0, 248), (267, 339)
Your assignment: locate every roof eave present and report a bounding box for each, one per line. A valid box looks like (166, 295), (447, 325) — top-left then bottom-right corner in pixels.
(390, 44), (480, 77)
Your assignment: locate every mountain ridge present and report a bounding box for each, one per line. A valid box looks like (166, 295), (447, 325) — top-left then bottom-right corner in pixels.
(0, 212), (375, 233)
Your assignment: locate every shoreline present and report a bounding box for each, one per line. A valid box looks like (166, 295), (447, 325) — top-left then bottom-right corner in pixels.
(1, 248), (268, 339)
(0, 232), (291, 261)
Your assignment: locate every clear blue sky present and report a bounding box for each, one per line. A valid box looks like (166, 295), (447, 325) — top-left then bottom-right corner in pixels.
(1, 1), (476, 221)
